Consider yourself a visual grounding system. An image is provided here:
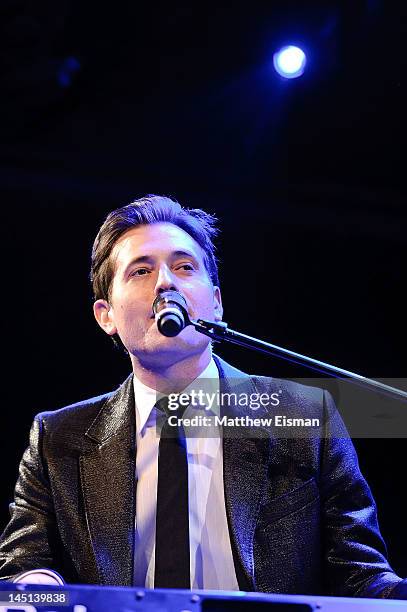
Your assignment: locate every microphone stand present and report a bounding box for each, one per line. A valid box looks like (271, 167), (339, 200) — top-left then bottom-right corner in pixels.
(189, 318), (407, 402)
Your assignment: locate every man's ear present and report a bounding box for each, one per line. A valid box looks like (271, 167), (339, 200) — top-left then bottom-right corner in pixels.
(213, 286), (223, 321)
(93, 299), (117, 336)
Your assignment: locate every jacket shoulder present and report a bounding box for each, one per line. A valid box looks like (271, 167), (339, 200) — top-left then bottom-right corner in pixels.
(33, 373), (134, 447)
(36, 391), (113, 430)
(251, 374), (324, 405)
(214, 354), (327, 424)
(27, 395), (111, 455)
(214, 353), (324, 406)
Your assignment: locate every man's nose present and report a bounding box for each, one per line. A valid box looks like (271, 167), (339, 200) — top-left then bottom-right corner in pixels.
(154, 265), (178, 295)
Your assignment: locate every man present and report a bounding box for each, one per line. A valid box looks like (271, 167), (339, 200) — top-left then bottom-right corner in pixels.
(0, 195), (406, 598)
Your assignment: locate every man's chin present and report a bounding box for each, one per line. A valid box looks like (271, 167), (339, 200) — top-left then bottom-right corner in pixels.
(131, 329), (210, 364)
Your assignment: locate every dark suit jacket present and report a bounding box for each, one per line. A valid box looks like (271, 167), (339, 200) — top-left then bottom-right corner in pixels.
(0, 355), (406, 598)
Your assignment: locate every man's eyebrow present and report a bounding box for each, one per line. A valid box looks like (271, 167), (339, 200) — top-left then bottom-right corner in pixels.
(122, 255), (154, 276)
(171, 250), (200, 262)
(121, 251), (201, 276)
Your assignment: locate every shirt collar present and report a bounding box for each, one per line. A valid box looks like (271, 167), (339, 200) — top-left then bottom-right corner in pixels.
(133, 357), (219, 435)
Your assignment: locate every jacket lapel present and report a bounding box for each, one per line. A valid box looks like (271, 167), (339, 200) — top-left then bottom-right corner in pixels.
(80, 374), (136, 586)
(214, 355), (272, 592)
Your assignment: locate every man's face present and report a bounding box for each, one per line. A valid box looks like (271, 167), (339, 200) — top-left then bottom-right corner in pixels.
(94, 222), (223, 367)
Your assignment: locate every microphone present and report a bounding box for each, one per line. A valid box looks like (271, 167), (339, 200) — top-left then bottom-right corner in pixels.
(152, 291), (190, 337)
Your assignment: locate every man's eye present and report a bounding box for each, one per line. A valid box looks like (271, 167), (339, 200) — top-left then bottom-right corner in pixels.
(131, 268), (150, 276)
(177, 263), (195, 271)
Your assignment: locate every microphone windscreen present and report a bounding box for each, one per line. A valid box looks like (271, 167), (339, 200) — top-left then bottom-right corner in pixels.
(152, 291), (189, 337)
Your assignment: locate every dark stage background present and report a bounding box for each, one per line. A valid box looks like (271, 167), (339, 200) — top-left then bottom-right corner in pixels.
(1, 1), (406, 577)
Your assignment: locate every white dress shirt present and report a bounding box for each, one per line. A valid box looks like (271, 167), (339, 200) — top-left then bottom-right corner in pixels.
(133, 358), (239, 590)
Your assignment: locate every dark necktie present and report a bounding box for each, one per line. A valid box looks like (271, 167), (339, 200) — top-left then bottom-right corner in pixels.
(154, 396), (190, 588)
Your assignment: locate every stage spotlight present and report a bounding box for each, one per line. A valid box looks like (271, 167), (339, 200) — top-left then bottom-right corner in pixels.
(273, 45), (306, 79)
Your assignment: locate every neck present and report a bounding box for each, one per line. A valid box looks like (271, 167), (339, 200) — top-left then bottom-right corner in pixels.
(130, 346), (213, 394)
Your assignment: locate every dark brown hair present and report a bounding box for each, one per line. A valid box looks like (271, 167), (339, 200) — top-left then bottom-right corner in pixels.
(90, 195), (220, 302)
